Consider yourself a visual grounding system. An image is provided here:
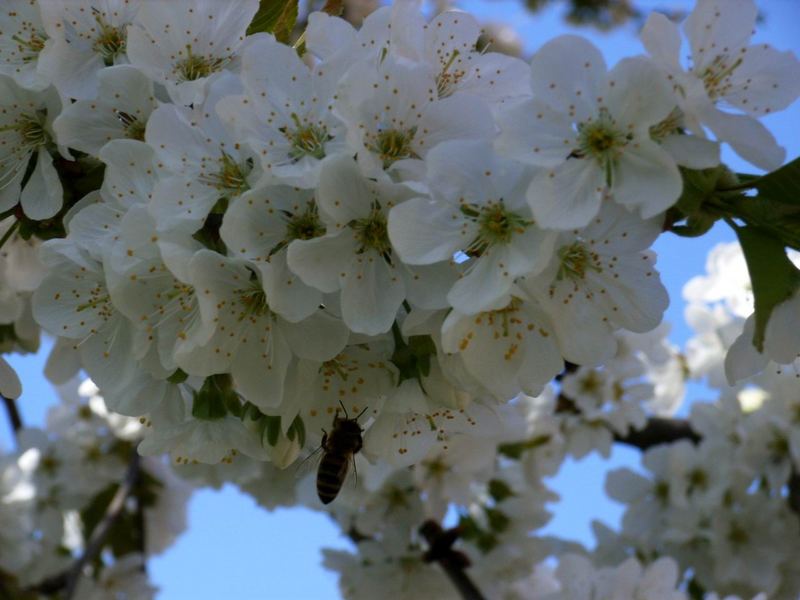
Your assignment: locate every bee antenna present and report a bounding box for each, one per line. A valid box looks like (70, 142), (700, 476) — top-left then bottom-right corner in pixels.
(338, 400), (349, 419)
(354, 406), (368, 422)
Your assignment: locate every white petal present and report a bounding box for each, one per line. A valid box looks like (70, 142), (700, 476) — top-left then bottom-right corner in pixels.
(684, 0), (757, 72)
(341, 253), (405, 335)
(287, 233), (357, 294)
(281, 311), (348, 361)
(607, 57), (675, 128)
(0, 357), (21, 400)
(764, 293), (800, 364)
(495, 98), (575, 167)
(387, 197), (464, 265)
(640, 13), (682, 71)
(614, 140), (681, 218)
(724, 315), (768, 383)
(700, 106), (786, 170)
(528, 159), (605, 230)
(659, 134), (720, 169)
(529, 35), (607, 122)
(726, 44), (800, 115)
(20, 151), (62, 220)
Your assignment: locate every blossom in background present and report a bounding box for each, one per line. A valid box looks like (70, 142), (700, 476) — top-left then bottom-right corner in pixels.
(641, 0), (800, 170)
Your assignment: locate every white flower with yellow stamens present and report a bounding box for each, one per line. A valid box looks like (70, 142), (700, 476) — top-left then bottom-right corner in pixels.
(440, 294), (563, 401)
(335, 54), (495, 180)
(0, 75), (63, 220)
(287, 155), (454, 336)
(146, 72), (260, 234)
(496, 37), (681, 230)
(176, 251), (349, 411)
(518, 202), (669, 366)
(52, 65), (155, 156)
(388, 140), (556, 315)
(641, 0), (800, 170)
(37, 0), (139, 99)
(126, 0), (258, 106)
(216, 34), (348, 188)
(0, 0), (50, 90)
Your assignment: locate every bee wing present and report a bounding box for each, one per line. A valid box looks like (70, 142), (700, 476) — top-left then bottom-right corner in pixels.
(293, 446), (324, 480)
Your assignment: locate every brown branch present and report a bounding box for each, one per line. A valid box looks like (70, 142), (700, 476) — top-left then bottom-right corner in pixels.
(62, 451), (141, 599)
(614, 417), (701, 451)
(419, 520), (486, 600)
(2, 394), (22, 440)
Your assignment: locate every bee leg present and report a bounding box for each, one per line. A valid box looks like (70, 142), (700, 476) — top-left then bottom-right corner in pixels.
(351, 455), (358, 487)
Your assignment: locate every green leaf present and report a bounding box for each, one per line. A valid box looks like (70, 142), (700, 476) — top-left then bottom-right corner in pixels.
(320, 0), (345, 15)
(734, 226), (800, 351)
(247, 0), (299, 43)
(753, 156), (800, 206)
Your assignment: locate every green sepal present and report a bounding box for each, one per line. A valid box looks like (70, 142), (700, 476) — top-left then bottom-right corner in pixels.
(287, 415), (306, 447)
(263, 415), (282, 447)
(191, 376), (232, 421)
(487, 479), (514, 503)
(497, 434), (552, 459)
(485, 507), (510, 533)
(167, 368), (188, 384)
(734, 225), (800, 351)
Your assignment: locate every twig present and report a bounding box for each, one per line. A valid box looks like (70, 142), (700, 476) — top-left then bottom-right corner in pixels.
(614, 417), (700, 451)
(2, 394), (23, 440)
(419, 520), (486, 600)
(63, 452), (141, 599)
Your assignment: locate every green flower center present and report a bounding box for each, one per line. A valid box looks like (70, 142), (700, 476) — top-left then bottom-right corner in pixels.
(461, 202), (531, 257)
(202, 153), (252, 196)
(92, 11), (126, 66)
(351, 205), (391, 257)
(115, 111), (146, 141)
(175, 45), (229, 82)
(281, 114), (331, 162)
(0, 111), (51, 152)
(696, 53), (743, 100)
(576, 108), (629, 184)
(436, 50), (465, 99)
(286, 202), (325, 242)
(11, 31), (48, 63)
(369, 127), (419, 168)
(556, 242), (601, 281)
(235, 282), (270, 319)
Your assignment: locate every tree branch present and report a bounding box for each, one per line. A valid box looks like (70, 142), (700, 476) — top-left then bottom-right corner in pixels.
(63, 451), (141, 599)
(614, 417), (701, 450)
(2, 394), (23, 440)
(419, 520), (486, 600)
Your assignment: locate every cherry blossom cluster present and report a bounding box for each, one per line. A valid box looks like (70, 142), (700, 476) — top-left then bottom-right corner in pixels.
(0, 0), (790, 472)
(0, 0), (798, 596)
(0, 378), (190, 597)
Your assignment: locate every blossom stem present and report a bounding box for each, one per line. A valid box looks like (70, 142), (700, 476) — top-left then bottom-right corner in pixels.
(419, 520), (487, 600)
(1, 394), (22, 440)
(0, 219), (19, 251)
(613, 417), (700, 450)
(63, 451), (142, 600)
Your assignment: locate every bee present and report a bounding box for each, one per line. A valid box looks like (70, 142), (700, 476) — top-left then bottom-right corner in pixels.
(316, 403), (367, 505)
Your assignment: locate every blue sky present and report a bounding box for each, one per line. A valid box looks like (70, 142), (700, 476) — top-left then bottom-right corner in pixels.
(2, 1), (799, 598)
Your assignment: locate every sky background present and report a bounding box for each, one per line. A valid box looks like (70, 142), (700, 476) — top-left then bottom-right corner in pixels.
(2, 1), (799, 598)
